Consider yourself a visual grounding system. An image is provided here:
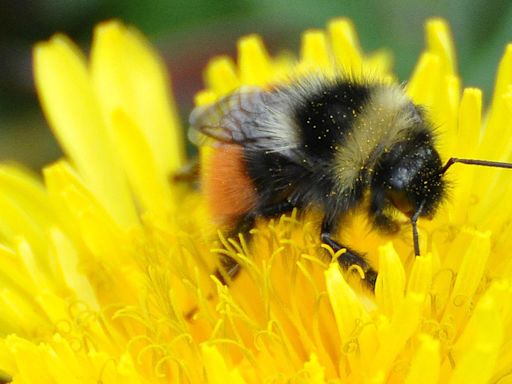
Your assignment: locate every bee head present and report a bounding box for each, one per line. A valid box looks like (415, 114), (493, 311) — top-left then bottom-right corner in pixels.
(371, 132), (445, 221)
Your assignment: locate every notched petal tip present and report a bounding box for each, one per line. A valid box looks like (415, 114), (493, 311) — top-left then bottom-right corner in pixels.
(93, 18), (125, 36)
(327, 17), (359, 47)
(327, 17), (363, 74)
(425, 17), (456, 75)
(206, 56), (240, 95)
(237, 34), (272, 85)
(300, 29), (331, 70)
(33, 34), (85, 68)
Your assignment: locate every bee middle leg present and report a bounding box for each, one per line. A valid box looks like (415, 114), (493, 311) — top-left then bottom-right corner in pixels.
(215, 200), (297, 285)
(321, 218), (378, 289)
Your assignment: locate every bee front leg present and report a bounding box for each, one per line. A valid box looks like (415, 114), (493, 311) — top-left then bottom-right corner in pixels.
(370, 191), (400, 234)
(321, 217), (378, 289)
(372, 210), (400, 234)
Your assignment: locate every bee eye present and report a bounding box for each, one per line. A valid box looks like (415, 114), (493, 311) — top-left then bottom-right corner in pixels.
(388, 190), (414, 216)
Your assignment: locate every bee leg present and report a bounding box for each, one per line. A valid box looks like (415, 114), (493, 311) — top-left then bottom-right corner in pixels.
(372, 211), (400, 234)
(215, 200), (297, 284)
(321, 219), (377, 289)
(170, 158), (200, 183)
(214, 256), (242, 285)
(189, 202), (297, 320)
(370, 191), (400, 234)
(258, 199), (297, 218)
(213, 215), (256, 285)
(185, 214), (254, 320)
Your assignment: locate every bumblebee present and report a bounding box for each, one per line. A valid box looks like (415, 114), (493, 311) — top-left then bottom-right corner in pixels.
(190, 74), (511, 286)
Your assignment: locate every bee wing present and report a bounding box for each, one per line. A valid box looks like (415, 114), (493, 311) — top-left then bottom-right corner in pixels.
(189, 86), (270, 147)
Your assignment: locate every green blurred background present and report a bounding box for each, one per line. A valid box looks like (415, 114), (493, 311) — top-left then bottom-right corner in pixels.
(1, 0), (511, 170)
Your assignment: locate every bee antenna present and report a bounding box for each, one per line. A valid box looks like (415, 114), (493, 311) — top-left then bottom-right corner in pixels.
(441, 157), (512, 175)
(411, 200), (425, 257)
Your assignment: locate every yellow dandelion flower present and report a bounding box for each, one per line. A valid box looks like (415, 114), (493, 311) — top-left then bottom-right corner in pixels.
(1, 16), (512, 384)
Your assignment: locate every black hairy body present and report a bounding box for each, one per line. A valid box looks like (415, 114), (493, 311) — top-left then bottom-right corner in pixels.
(190, 75), (446, 286)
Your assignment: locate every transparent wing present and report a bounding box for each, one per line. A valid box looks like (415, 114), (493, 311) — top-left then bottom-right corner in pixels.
(188, 86), (270, 147)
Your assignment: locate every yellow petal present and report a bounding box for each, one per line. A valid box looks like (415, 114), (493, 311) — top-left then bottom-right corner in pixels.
(325, 263), (370, 342)
(205, 56), (240, 95)
(325, 262), (376, 377)
(449, 294), (503, 384)
(16, 237), (54, 292)
(201, 344), (246, 384)
(111, 109), (173, 213)
(405, 334), (440, 384)
(454, 88), (481, 158)
(43, 161), (129, 267)
(407, 52), (441, 106)
(91, 20), (185, 179)
(450, 88), (482, 224)
(0, 244), (37, 306)
(407, 253), (433, 296)
(0, 183), (48, 256)
(364, 49), (394, 78)
(50, 228), (99, 310)
(43, 161), (125, 236)
(8, 336), (53, 383)
(300, 354), (325, 384)
(0, 165), (54, 230)
(238, 35), (271, 85)
(426, 18), (456, 76)
(375, 242), (405, 318)
(481, 46), (512, 161)
(441, 230), (490, 332)
(475, 45), (512, 203)
(0, 288), (49, 336)
(300, 30), (332, 73)
(33, 35), (138, 228)
(434, 74), (460, 159)
(489, 44), (512, 119)
(328, 17), (363, 76)
(370, 293), (423, 380)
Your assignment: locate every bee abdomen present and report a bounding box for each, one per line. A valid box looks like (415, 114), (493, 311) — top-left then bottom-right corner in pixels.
(204, 145), (258, 226)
